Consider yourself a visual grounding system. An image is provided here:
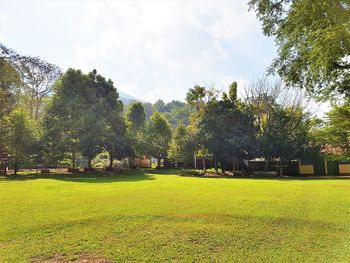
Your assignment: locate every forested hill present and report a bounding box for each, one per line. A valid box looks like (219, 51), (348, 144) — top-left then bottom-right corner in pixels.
(116, 90), (194, 126)
(124, 99), (194, 127)
(118, 91), (139, 104)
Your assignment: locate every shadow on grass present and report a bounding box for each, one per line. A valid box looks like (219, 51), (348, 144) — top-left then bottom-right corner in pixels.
(176, 170), (350, 181)
(1, 168), (349, 183)
(0, 169), (155, 183)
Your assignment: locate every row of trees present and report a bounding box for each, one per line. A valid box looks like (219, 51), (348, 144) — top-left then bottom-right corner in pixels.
(167, 80), (322, 174)
(1, 56), (349, 174)
(0, 44), (62, 173)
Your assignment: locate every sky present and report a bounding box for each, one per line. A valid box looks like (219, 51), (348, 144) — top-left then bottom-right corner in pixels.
(0, 0), (329, 115)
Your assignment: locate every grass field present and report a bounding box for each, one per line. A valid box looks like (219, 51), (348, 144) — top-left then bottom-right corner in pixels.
(0, 170), (349, 262)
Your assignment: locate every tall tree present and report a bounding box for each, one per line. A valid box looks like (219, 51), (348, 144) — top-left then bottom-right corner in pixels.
(6, 109), (37, 174)
(127, 102), (146, 131)
(126, 102), (146, 160)
(144, 112), (172, 167)
(244, 78), (318, 173)
(0, 58), (21, 117)
(43, 69), (87, 168)
(189, 83), (255, 173)
(197, 98), (255, 173)
(249, 0), (350, 100)
(168, 124), (196, 168)
(316, 103), (350, 160)
(0, 44), (61, 121)
(186, 85), (218, 111)
(244, 78), (304, 167)
(153, 99), (167, 113)
(44, 69), (127, 169)
(87, 70), (129, 170)
(17, 56), (61, 121)
(0, 58), (21, 150)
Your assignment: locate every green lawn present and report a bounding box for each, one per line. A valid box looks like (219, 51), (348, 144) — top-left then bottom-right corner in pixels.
(0, 170), (349, 262)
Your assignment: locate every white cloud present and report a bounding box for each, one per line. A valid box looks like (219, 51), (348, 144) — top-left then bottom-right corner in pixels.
(0, 12), (7, 42)
(65, 1), (275, 102)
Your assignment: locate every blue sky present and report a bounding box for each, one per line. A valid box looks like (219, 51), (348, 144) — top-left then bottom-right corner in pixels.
(0, 0), (329, 114)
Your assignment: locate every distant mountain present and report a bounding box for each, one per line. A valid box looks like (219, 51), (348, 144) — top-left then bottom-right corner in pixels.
(118, 90), (140, 104)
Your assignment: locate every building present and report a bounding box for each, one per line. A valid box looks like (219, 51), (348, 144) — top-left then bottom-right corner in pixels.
(0, 151), (8, 175)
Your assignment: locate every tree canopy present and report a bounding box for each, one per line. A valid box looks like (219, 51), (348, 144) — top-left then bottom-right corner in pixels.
(44, 68), (127, 168)
(315, 102), (350, 160)
(249, 0), (350, 100)
(143, 112), (172, 167)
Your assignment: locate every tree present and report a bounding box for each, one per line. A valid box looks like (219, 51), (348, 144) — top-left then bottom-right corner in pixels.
(0, 58), (21, 117)
(0, 44), (61, 121)
(186, 85), (207, 110)
(87, 70), (129, 170)
(244, 78), (302, 167)
(260, 105), (318, 175)
(249, 0), (350, 100)
(127, 102), (146, 131)
(228, 81), (238, 101)
(244, 78), (319, 174)
(168, 124), (196, 168)
(6, 109), (37, 174)
(153, 99), (167, 113)
(44, 69), (128, 169)
(141, 102), (154, 119)
(197, 98), (255, 173)
(316, 103), (350, 160)
(187, 83), (255, 173)
(126, 102), (146, 160)
(43, 69), (87, 168)
(79, 111), (105, 169)
(144, 112), (172, 167)
(0, 58), (22, 150)
(18, 56), (61, 121)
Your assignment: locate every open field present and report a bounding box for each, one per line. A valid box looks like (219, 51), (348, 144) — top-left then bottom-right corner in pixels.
(0, 170), (350, 262)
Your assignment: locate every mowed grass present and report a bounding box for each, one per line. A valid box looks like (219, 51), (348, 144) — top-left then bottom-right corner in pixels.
(0, 170), (349, 262)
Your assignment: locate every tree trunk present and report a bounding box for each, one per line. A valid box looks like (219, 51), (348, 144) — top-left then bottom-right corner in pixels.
(88, 159), (92, 169)
(157, 158), (161, 169)
(251, 161), (256, 175)
(109, 155), (114, 169)
(202, 157), (206, 173)
(232, 158), (236, 174)
(277, 158), (283, 176)
(14, 148), (19, 175)
(279, 159), (284, 176)
(264, 158), (269, 171)
(14, 160), (18, 175)
(30, 95), (34, 119)
(214, 159), (218, 174)
(72, 152), (76, 169)
(35, 96), (39, 121)
(194, 154), (197, 169)
(220, 159), (225, 174)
